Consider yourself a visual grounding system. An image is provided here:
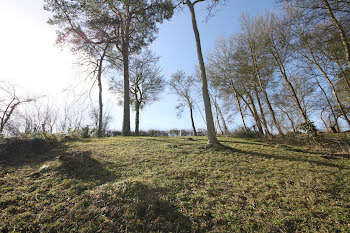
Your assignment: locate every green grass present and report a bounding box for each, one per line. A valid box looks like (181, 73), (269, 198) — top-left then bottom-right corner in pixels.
(1, 136), (350, 232)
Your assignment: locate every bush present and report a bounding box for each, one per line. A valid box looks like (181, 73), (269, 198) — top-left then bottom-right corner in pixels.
(297, 121), (317, 137)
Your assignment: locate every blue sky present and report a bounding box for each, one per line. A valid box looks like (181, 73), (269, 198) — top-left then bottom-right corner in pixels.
(0, 0), (278, 132)
(144, 0), (278, 130)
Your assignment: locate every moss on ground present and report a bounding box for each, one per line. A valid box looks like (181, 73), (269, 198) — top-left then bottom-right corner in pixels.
(1, 136), (349, 232)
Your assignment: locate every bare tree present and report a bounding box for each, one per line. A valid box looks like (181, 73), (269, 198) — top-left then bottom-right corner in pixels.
(89, 105), (113, 137)
(286, 5), (350, 127)
(170, 71), (198, 136)
(283, 0), (350, 68)
(0, 82), (34, 134)
(77, 43), (113, 137)
(240, 14), (284, 135)
(110, 49), (165, 136)
(207, 38), (250, 133)
(182, 0), (221, 145)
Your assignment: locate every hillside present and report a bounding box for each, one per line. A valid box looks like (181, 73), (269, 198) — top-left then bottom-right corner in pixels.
(1, 136), (350, 232)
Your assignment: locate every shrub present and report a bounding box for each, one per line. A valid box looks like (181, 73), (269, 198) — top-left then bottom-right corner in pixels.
(297, 121), (317, 137)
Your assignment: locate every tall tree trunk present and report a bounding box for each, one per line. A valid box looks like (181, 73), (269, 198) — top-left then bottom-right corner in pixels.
(262, 86), (284, 135)
(271, 46), (309, 123)
(249, 38), (284, 135)
(97, 72), (103, 138)
(217, 103), (229, 135)
(229, 77), (262, 134)
(254, 72), (284, 135)
(253, 84), (271, 136)
(246, 91), (264, 135)
(231, 83), (248, 132)
(323, 0), (350, 68)
(281, 71), (308, 123)
(214, 103), (224, 135)
(135, 102), (140, 136)
(121, 15), (131, 136)
(186, 0), (218, 145)
(97, 57), (104, 138)
(122, 49), (131, 136)
(189, 104), (197, 136)
(210, 93), (226, 135)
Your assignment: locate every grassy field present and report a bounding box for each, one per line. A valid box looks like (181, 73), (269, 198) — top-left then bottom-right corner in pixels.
(1, 136), (350, 232)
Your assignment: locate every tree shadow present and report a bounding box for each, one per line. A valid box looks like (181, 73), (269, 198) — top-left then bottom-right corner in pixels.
(58, 150), (118, 184)
(217, 144), (349, 170)
(218, 139), (271, 147)
(141, 137), (203, 147)
(82, 180), (192, 232)
(218, 138), (323, 155)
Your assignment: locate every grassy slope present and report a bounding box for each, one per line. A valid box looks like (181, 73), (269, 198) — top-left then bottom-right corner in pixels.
(1, 136), (350, 232)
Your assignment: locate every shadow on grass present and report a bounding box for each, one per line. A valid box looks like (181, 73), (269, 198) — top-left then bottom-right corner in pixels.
(0, 141), (67, 167)
(219, 139), (271, 147)
(219, 138), (329, 156)
(217, 144), (349, 170)
(75, 180), (192, 232)
(58, 150), (118, 183)
(135, 137), (189, 147)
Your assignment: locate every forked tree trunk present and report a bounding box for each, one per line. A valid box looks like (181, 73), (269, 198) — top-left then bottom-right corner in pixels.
(214, 103), (224, 135)
(262, 87), (284, 135)
(217, 104), (229, 135)
(253, 84), (271, 136)
(210, 93), (228, 135)
(186, 0), (218, 145)
(231, 83), (248, 132)
(246, 91), (264, 135)
(254, 73), (284, 135)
